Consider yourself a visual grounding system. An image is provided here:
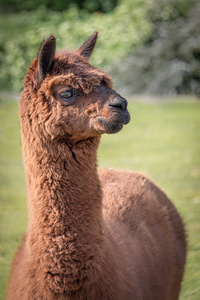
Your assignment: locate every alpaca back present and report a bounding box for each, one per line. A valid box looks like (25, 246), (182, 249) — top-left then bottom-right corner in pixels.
(100, 169), (186, 300)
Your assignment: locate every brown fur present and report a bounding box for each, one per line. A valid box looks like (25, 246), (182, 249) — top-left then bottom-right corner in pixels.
(7, 33), (186, 300)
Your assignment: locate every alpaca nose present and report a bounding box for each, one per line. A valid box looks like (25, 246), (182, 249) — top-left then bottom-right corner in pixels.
(108, 96), (128, 112)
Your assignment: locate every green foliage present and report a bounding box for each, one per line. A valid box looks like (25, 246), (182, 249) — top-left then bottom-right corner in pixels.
(148, 0), (194, 22)
(1, 0), (199, 96)
(114, 0), (200, 96)
(1, 0), (118, 13)
(0, 0), (151, 92)
(0, 98), (200, 299)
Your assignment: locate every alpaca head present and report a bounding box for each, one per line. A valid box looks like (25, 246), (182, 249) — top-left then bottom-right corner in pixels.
(22, 32), (130, 143)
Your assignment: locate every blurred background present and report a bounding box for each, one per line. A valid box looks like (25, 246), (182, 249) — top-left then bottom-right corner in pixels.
(0, 0), (200, 96)
(0, 0), (200, 299)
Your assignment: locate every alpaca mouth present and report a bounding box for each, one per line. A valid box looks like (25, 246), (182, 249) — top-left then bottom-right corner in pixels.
(96, 111), (130, 134)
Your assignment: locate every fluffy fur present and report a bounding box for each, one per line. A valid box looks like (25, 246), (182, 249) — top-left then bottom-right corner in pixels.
(7, 32), (186, 300)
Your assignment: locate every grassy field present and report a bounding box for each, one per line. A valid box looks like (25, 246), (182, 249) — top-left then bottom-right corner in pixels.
(0, 97), (200, 299)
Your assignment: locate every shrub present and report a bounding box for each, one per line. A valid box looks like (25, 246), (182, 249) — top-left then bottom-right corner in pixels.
(114, 0), (200, 96)
(1, 0), (118, 13)
(0, 0), (151, 92)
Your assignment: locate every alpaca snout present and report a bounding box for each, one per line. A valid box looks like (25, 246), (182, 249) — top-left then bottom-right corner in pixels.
(107, 96), (130, 125)
(108, 96), (128, 112)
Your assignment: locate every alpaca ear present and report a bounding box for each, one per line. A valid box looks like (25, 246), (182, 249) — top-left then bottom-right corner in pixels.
(36, 35), (56, 85)
(78, 31), (98, 60)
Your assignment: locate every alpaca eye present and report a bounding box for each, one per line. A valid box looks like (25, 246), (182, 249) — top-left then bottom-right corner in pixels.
(59, 88), (77, 101)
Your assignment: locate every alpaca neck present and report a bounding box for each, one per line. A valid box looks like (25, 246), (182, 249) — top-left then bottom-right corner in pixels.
(23, 135), (103, 235)
(22, 133), (107, 291)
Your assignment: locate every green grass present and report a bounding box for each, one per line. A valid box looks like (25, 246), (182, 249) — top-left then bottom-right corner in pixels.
(0, 97), (200, 299)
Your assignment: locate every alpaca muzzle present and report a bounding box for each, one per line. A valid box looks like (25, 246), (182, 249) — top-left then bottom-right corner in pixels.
(107, 95), (130, 126)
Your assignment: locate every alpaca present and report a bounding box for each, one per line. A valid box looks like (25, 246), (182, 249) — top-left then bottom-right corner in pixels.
(7, 32), (186, 300)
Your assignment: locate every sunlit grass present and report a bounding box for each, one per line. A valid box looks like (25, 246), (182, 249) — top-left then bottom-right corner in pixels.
(0, 99), (27, 299)
(99, 99), (200, 300)
(0, 97), (200, 299)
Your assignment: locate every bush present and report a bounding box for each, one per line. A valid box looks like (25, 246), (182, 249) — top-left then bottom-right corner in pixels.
(114, 0), (200, 96)
(1, 0), (118, 13)
(0, 0), (151, 92)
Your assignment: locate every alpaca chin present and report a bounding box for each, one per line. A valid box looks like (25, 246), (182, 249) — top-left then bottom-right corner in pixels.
(95, 111), (130, 134)
(95, 118), (124, 134)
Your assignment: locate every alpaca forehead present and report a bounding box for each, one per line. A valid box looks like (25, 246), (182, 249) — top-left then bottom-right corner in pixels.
(55, 51), (88, 66)
(54, 51), (95, 74)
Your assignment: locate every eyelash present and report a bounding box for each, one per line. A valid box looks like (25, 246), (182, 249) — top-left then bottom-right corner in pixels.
(59, 88), (78, 101)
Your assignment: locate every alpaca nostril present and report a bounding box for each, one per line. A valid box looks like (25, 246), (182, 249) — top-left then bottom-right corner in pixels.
(109, 103), (123, 110)
(108, 98), (127, 112)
